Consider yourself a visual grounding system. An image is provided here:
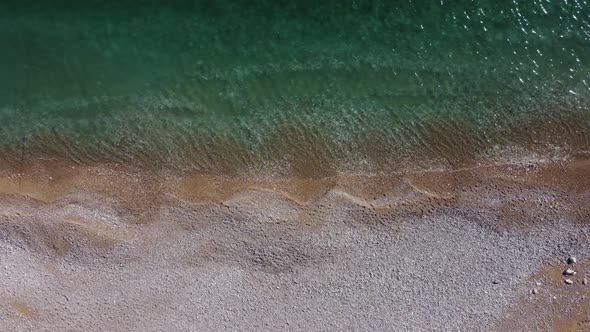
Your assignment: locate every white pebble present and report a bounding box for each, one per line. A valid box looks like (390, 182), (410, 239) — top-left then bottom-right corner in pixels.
(567, 256), (577, 264)
(564, 279), (574, 285)
(564, 269), (576, 276)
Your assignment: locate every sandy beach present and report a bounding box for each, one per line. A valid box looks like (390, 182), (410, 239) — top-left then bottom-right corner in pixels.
(0, 155), (588, 331)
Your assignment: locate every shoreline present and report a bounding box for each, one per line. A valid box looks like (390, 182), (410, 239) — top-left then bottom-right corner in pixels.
(1, 152), (588, 204)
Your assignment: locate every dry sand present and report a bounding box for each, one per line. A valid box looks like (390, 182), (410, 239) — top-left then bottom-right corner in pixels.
(0, 156), (589, 331)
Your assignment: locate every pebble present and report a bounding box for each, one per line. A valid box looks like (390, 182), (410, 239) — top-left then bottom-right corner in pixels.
(567, 256), (577, 264)
(564, 279), (574, 285)
(583, 278), (588, 285)
(531, 288), (538, 295)
(564, 269), (576, 276)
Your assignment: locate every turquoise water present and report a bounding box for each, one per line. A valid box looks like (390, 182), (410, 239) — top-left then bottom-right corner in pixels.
(0, 1), (589, 175)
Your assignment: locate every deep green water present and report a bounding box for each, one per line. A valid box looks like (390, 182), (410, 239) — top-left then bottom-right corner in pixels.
(1, 1), (589, 175)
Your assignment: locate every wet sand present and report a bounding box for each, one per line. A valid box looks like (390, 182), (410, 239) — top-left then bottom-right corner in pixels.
(0, 155), (588, 331)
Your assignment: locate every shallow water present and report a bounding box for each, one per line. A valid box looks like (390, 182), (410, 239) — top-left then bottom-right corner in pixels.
(0, 1), (588, 175)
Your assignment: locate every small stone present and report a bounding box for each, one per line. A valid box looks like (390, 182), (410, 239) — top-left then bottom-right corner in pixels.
(583, 278), (588, 285)
(564, 279), (574, 285)
(567, 256), (577, 264)
(531, 288), (538, 294)
(564, 269), (576, 276)
(492, 279), (501, 284)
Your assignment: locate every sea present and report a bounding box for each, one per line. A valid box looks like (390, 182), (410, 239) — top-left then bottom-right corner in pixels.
(0, 0), (588, 177)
